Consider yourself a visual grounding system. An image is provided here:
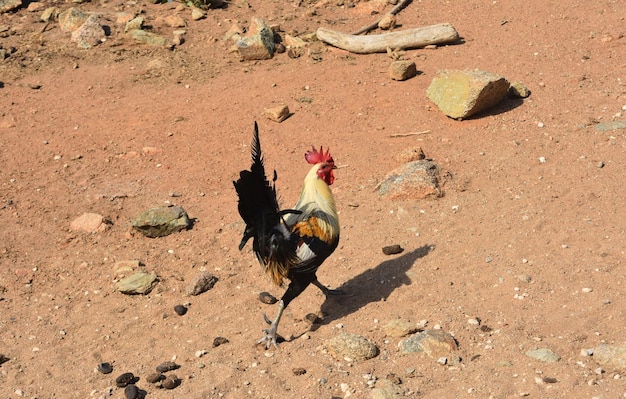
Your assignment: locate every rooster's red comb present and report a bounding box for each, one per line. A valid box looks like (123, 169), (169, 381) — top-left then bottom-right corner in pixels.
(305, 146), (334, 165)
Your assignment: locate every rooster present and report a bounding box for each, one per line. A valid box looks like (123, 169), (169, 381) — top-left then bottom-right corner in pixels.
(233, 122), (340, 348)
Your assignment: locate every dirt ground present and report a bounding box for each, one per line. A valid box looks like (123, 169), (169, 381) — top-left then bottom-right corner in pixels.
(1, 0), (625, 398)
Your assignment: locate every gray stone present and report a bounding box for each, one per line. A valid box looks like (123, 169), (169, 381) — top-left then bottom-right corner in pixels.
(116, 271), (158, 295)
(378, 160), (443, 200)
(124, 16), (143, 33)
(400, 329), (459, 359)
(370, 379), (402, 399)
(128, 29), (168, 47)
(525, 348), (560, 363)
(236, 17), (275, 61)
(327, 333), (379, 361)
(131, 205), (191, 237)
(594, 120), (626, 131)
(593, 342), (626, 373)
(58, 7), (88, 32)
(389, 60), (417, 81)
(71, 14), (105, 48)
(186, 272), (218, 296)
(426, 69), (510, 119)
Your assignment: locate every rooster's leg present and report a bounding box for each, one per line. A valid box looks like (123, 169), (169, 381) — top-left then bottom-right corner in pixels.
(312, 278), (346, 296)
(258, 300), (285, 349)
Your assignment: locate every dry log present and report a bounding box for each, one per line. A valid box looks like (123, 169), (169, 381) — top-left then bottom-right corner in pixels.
(316, 23), (459, 54)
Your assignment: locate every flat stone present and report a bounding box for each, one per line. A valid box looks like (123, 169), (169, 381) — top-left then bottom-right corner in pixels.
(131, 205), (191, 238)
(594, 120), (626, 131)
(593, 342), (626, 373)
(116, 271), (158, 295)
(70, 212), (108, 233)
(378, 160), (443, 200)
(128, 29), (168, 47)
(426, 69), (510, 119)
(400, 329), (458, 359)
(384, 318), (424, 338)
(389, 60), (417, 81)
(525, 348), (560, 363)
(327, 333), (379, 361)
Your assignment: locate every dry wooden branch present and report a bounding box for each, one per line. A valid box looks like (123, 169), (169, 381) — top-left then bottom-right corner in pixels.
(351, 0), (413, 35)
(316, 23), (459, 54)
(389, 130), (431, 138)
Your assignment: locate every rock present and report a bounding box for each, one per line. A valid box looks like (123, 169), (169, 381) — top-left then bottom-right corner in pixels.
(292, 367), (306, 376)
(0, 0), (22, 13)
(156, 361), (180, 372)
(371, 379), (403, 399)
(594, 120), (626, 131)
(525, 348), (560, 363)
(113, 260), (141, 275)
(378, 14), (396, 30)
(264, 104), (290, 122)
(124, 384), (139, 399)
(284, 34), (307, 48)
(400, 329), (458, 359)
(378, 160), (443, 200)
(212, 336), (229, 347)
(327, 333), (379, 361)
(382, 245), (403, 255)
(116, 271), (158, 295)
(185, 271), (218, 296)
(58, 7), (89, 32)
(191, 7), (206, 21)
(115, 372), (135, 387)
(128, 29), (169, 47)
(71, 14), (105, 48)
(97, 362), (113, 374)
(162, 14), (186, 28)
(161, 374), (180, 389)
(508, 81), (531, 98)
(593, 342), (626, 373)
(258, 291), (278, 304)
(236, 17), (275, 60)
(426, 69), (510, 119)
(173, 304), (187, 315)
(146, 373), (163, 383)
(70, 212), (108, 233)
(40, 7), (59, 22)
(131, 205), (191, 238)
(389, 60), (417, 81)
(395, 147), (425, 163)
(384, 318), (423, 338)
(124, 16), (143, 33)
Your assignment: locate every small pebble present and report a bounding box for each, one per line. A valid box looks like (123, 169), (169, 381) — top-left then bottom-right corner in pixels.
(386, 373), (402, 385)
(292, 367), (306, 376)
(212, 337), (229, 348)
(382, 244), (403, 255)
(115, 372), (135, 387)
(258, 292), (278, 304)
(162, 374), (180, 389)
(146, 372), (164, 383)
(174, 304), (188, 315)
(124, 384), (139, 399)
(305, 313), (321, 324)
(97, 362), (113, 374)
(156, 361), (180, 372)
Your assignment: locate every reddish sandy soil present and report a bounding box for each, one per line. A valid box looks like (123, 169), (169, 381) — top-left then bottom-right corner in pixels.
(1, 0), (625, 398)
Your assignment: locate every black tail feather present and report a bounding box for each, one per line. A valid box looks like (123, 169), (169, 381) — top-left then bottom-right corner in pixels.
(233, 122), (296, 268)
